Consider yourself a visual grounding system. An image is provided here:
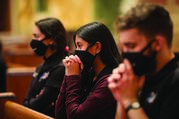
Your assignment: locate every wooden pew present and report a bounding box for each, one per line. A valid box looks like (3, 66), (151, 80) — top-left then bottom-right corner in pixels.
(0, 92), (16, 119)
(0, 92), (16, 99)
(3, 101), (54, 119)
(0, 100), (54, 119)
(0, 92), (54, 119)
(7, 67), (35, 104)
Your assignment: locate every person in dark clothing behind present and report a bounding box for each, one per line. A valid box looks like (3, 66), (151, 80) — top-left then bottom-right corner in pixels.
(23, 17), (68, 117)
(0, 40), (7, 92)
(108, 3), (179, 119)
(55, 22), (123, 119)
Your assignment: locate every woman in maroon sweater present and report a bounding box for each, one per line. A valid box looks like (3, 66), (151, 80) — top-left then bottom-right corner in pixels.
(55, 22), (122, 119)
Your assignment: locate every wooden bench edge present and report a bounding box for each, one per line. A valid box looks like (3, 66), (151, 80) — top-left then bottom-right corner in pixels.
(4, 101), (54, 119)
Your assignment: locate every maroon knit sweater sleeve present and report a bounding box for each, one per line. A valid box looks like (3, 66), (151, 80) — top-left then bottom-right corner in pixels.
(55, 79), (67, 119)
(61, 75), (116, 119)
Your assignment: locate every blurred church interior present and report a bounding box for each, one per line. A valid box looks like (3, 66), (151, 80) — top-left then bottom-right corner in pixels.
(0, 0), (178, 104)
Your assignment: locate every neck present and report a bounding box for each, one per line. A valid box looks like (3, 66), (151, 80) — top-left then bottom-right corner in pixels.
(44, 48), (55, 59)
(92, 56), (106, 79)
(154, 48), (174, 73)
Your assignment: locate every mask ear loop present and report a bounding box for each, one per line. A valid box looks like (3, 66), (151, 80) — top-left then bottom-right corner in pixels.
(41, 34), (52, 42)
(140, 40), (155, 54)
(40, 37), (49, 42)
(86, 42), (99, 59)
(86, 42), (97, 51)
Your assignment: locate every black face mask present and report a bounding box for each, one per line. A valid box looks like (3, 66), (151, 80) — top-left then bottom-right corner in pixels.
(122, 41), (157, 76)
(74, 49), (96, 101)
(75, 50), (96, 71)
(30, 39), (48, 56)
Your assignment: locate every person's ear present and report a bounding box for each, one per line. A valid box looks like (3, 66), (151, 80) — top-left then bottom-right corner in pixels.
(95, 41), (102, 54)
(153, 35), (164, 51)
(48, 38), (54, 45)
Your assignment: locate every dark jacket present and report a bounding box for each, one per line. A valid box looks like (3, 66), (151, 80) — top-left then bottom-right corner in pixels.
(139, 53), (179, 119)
(23, 53), (65, 117)
(55, 67), (116, 119)
(0, 53), (7, 92)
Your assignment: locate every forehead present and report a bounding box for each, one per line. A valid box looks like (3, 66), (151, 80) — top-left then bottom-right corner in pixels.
(75, 35), (88, 44)
(32, 25), (43, 35)
(119, 28), (148, 46)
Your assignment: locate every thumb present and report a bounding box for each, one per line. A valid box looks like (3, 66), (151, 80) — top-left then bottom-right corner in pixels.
(123, 59), (134, 75)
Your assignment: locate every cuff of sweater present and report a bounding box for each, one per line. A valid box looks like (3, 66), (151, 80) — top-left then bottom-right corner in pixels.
(65, 75), (81, 85)
(65, 75), (80, 80)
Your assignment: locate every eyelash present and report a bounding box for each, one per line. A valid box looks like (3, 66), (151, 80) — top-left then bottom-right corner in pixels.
(125, 44), (135, 49)
(77, 45), (81, 49)
(33, 34), (39, 38)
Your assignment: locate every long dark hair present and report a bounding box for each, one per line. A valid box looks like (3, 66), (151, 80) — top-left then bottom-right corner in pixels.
(35, 17), (67, 55)
(74, 22), (122, 68)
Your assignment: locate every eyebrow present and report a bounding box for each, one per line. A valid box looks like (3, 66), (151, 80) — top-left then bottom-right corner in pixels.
(124, 42), (136, 46)
(76, 41), (81, 45)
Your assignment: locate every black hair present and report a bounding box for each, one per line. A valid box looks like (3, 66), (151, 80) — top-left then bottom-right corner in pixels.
(74, 22), (122, 68)
(0, 40), (2, 53)
(116, 3), (173, 48)
(35, 17), (67, 55)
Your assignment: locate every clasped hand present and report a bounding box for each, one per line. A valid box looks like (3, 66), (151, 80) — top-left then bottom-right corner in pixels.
(108, 59), (145, 108)
(63, 55), (83, 76)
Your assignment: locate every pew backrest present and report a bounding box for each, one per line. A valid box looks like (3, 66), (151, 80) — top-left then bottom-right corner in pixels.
(1, 100), (54, 119)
